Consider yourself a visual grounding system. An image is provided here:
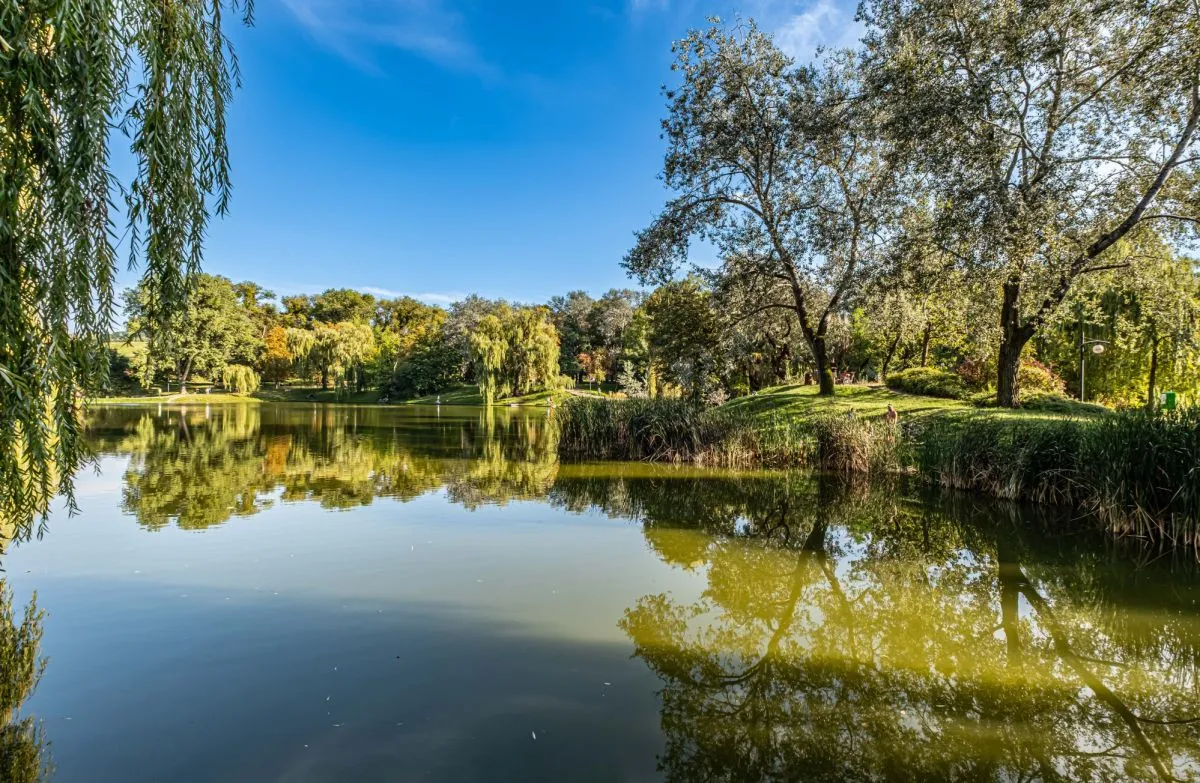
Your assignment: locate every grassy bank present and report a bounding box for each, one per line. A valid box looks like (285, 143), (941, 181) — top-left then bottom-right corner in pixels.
(556, 389), (1198, 550)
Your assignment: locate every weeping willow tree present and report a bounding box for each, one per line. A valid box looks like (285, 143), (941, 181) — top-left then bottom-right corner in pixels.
(221, 364), (259, 395)
(470, 314), (509, 406)
(0, 1), (252, 538)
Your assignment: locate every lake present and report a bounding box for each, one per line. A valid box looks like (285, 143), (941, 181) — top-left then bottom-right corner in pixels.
(3, 403), (1199, 782)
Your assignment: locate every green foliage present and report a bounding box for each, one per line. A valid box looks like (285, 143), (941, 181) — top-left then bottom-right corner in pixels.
(387, 340), (461, 399)
(124, 273), (257, 388)
(885, 367), (968, 399)
(1087, 408), (1200, 545)
(221, 365), (260, 395)
(809, 415), (901, 476)
(1041, 245), (1200, 407)
(917, 407), (1200, 547)
(470, 314), (509, 405)
(862, 0), (1200, 405)
(311, 321), (375, 393)
(1018, 358), (1066, 397)
(627, 21), (902, 396)
(616, 360), (647, 398)
(0, 0), (251, 532)
(645, 278), (722, 404)
(556, 397), (809, 467)
(105, 346), (139, 394)
(309, 289), (376, 326)
(468, 306), (560, 404)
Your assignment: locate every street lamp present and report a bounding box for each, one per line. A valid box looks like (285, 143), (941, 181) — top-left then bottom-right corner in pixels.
(1079, 339), (1108, 402)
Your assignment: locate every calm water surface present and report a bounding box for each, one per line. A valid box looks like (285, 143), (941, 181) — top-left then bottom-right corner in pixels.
(3, 403), (1200, 782)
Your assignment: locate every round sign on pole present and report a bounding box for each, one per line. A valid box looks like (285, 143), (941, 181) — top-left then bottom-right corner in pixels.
(1091, 343), (1105, 354)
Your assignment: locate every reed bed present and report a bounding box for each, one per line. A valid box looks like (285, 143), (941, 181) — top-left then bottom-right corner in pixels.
(557, 397), (1200, 551)
(556, 398), (811, 467)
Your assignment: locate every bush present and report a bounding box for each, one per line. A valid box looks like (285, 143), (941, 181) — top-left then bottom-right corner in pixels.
(1018, 358), (1067, 396)
(955, 358), (992, 391)
(885, 367), (968, 399)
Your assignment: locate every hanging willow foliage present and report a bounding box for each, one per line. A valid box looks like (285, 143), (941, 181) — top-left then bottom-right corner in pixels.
(0, 1), (252, 539)
(221, 363), (259, 394)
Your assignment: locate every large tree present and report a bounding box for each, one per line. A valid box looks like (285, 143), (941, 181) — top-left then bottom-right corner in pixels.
(469, 305), (560, 404)
(645, 278), (724, 404)
(548, 290), (595, 379)
(1, 0), (251, 530)
(626, 23), (899, 395)
(863, 0), (1200, 405)
(124, 273), (257, 391)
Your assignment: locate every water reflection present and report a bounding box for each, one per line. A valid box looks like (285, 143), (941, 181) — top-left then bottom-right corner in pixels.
(62, 404), (1200, 780)
(0, 581), (49, 782)
(578, 478), (1200, 782)
(88, 405), (558, 529)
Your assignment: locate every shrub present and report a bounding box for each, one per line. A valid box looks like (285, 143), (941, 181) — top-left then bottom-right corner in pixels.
(955, 358), (992, 391)
(885, 367), (968, 399)
(386, 343), (461, 399)
(1018, 358), (1066, 396)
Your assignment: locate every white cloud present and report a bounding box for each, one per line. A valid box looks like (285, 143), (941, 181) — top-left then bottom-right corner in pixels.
(359, 287), (462, 304)
(281, 0), (497, 79)
(745, 0), (866, 65)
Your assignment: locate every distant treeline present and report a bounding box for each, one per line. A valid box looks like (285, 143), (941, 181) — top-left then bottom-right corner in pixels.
(111, 255), (1199, 411)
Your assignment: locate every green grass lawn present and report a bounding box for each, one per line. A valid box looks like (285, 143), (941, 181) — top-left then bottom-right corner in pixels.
(721, 383), (1106, 422)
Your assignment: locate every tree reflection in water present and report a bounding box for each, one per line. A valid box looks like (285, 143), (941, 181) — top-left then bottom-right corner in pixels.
(566, 474), (1200, 782)
(0, 569), (49, 782)
(87, 405), (560, 530)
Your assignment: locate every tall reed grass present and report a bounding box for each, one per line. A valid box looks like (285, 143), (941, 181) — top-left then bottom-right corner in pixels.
(915, 409), (1200, 549)
(558, 397), (1200, 552)
(556, 398), (811, 467)
(1085, 408), (1200, 549)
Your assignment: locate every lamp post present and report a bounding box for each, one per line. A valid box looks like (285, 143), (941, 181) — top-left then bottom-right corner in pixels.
(1079, 339), (1108, 402)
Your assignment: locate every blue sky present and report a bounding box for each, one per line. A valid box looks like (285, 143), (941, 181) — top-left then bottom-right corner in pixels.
(176, 0), (862, 305)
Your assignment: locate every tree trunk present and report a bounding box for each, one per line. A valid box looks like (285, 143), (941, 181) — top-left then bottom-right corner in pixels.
(996, 280), (1032, 408)
(1146, 332), (1159, 411)
(178, 355), (194, 394)
(997, 538), (1024, 668)
(920, 322), (932, 367)
(321, 367), (329, 390)
(881, 332), (902, 380)
(811, 335), (835, 396)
